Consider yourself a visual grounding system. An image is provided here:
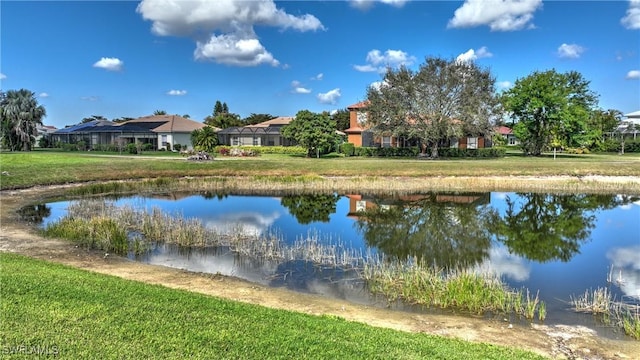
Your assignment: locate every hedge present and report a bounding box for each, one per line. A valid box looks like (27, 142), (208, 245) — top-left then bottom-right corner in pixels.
(214, 145), (307, 156)
(351, 146), (505, 158)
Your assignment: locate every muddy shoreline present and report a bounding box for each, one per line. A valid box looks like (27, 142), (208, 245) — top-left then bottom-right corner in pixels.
(2, 178), (640, 359)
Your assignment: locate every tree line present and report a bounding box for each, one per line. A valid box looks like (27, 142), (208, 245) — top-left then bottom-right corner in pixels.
(1, 56), (633, 155)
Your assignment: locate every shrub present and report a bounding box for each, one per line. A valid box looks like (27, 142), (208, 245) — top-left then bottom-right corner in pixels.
(126, 143), (138, 154)
(142, 143), (155, 151)
(174, 143), (182, 151)
(339, 143), (355, 156)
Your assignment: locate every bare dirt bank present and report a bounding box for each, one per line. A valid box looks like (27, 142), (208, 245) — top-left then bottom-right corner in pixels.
(2, 178), (639, 359)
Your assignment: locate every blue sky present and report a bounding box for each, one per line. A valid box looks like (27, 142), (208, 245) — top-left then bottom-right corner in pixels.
(2, 0), (639, 129)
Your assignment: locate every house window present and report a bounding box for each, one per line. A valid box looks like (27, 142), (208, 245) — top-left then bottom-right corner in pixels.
(467, 137), (478, 149)
(450, 138), (459, 148)
(253, 137), (259, 146)
(232, 136), (239, 146)
(161, 134), (168, 147)
(509, 136), (516, 145)
(382, 136), (392, 148)
(356, 200), (367, 212)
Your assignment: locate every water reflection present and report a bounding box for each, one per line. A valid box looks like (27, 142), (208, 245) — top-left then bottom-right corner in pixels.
(353, 193), (495, 269)
(490, 193), (637, 262)
(18, 204), (51, 223)
(280, 194), (340, 224)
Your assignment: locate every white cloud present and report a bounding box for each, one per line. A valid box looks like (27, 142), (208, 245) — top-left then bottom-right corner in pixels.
(354, 49), (416, 73)
(621, 0), (640, 29)
(557, 43), (585, 59)
(350, 0), (408, 10)
(311, 73), (323, 81)
(195, 34), (279, 67)
(137, 0), (324, 67)
(369, 80), (388, 92)
(93, 57), (124, 71)
(167, 89), (187, 96)
(448, 0), (542, 31)
(38, 92), (50, 98)
(291, 80), (311, 94)
(317, 88), (341, 105)
(456, 46), (493, 63)
(497, 81), (513, 90)
(81, 96), (99, 101)
(0, 73), (6, 80)
(626, 70), (640, 79)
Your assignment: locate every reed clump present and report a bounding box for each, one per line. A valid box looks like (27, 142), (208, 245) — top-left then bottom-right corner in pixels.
(571, 287), (640, 339)
(363, 258), (546, 320)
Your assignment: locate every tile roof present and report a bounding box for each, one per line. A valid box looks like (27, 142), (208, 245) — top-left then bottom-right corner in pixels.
(246, 116), (294, 127)
(118, 115), (212, 133)
(495, 126), (513, 135)
(347, 101), (369, 110)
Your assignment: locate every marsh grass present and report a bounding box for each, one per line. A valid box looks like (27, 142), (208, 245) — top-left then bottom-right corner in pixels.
(362, 258), (546, 320)
(571, 287), (640, 339)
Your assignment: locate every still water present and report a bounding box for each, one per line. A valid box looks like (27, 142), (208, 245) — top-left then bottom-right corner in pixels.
(35, 191), (640, 335)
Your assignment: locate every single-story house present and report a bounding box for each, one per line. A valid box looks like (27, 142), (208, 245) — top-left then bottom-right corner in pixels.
(346, 193), (491, 219)
(34, 124), (58, 147)
(494, 126), (519, 145)
(346, 101), (490, 150)
(51, 115), (212, 150)
(216, 116), (346, 147)
(217, 117), (297, 146)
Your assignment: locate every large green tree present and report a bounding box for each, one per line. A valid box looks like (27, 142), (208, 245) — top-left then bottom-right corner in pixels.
(204, 100), (242, 129)
(501, 70), (598, 155)
(282, 110), (339, 158)
(0, 89), (47, 151)
(331, 109), (351, 131)
(366, 57), (497, 157)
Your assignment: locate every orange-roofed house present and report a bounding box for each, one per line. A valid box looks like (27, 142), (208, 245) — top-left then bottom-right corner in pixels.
(345, 101), (491, 150)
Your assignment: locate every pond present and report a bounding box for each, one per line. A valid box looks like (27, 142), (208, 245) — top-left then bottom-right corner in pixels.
(31, 191), (640, 339)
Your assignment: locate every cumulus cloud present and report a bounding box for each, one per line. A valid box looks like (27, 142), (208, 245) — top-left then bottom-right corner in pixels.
(0, 73), (6, 80)
(456, 46), (493, 63)
(369, 80), (388, 92)
(448, 0), (542, 31)
(38, 92), (50, 98)
(557, 43), (585, 59)
(350, 0), (408, 10)
(137, 0), (324, 67)
(291, 80), (311, 94)
(93, 57), (124, 71)
(317, 88), (341, 105)
(621, 0), (640, 29)
(167, 89), (187, 96)
(354, 49), (416, 73)
(626, 70), (640, 79)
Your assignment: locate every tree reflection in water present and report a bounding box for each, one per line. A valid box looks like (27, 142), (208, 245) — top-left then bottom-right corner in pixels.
(354, 193), (495, 270)
(489, 193), (639, 263)
(354, 192), (639, 268)
(17, 204), (52, 224)
(281, 194), (340, 224)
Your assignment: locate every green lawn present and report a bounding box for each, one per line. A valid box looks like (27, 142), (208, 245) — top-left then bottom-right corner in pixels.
(1, 150), (639, 190)
(0, 253), (545, 359)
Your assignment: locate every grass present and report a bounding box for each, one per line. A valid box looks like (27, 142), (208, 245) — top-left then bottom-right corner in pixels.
(0, 253), (547, 359)
(1, 150), (640, 191)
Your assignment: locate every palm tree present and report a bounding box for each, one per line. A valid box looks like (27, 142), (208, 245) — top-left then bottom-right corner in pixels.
(191, 126), (218, 152)
(153, 110), (167, 115)
(0, 89), (46, 151)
